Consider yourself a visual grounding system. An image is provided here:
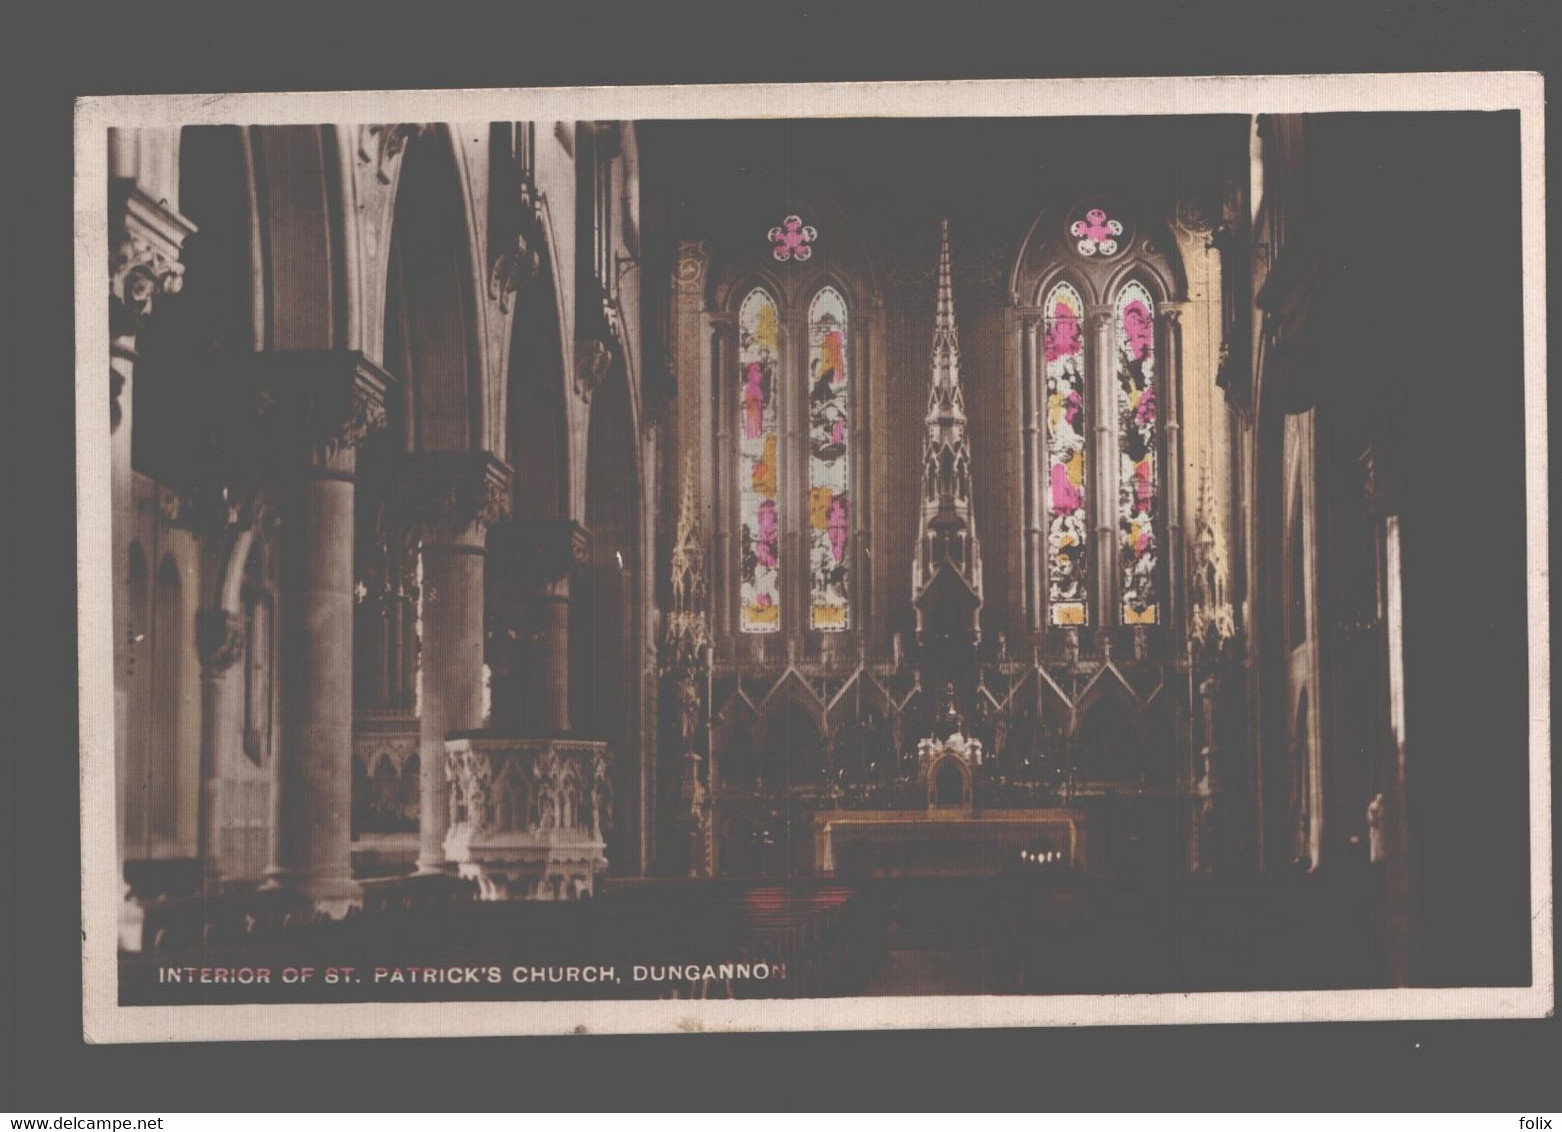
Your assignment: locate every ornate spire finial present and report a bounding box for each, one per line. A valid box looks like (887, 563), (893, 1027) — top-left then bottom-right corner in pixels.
(669, 452), (705, 614)
(912, 219), (983, 644)
(931, 217), (962, 399)
(935, 218), (956, 337)
(676, 451), (698, 544)
(1189, 465), (1234, 654)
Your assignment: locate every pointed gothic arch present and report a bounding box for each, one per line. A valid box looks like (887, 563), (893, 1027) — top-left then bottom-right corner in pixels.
(1014, 197), (1183, 634)
(805, 283), (853, 632)
(505, 239), (571, 521)
(353, 125), (495, 723)
(709, 200), (879, 657)
(1115, 278), (1161, 625)
(131, 124), (256, 492)
(735, 284), (783, 634)
(249, 125), (350, 351)
(383, 127), (487, 455)
(1040, 277), (1090, 626)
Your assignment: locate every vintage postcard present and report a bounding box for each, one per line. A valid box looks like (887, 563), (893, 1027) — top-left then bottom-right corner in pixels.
(76, 73), (1551, 1042)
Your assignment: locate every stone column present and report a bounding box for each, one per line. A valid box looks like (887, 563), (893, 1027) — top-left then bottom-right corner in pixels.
(486, 518), (589, 734)
(1019, 314), (1042, 635)
(196, 607), (246, 888)
(109, 151), (195, 949)
(402, 453), (513, 873)
(710, 315), (733, 643)
(1161, 308), (1185, 635)
(1088, 308), (1117, 628)
(250, 352), (392, 916)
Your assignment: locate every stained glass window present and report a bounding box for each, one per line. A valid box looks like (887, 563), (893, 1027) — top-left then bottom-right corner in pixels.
(807, 287), (850, 631)
(739, 288), (781, 632)
(1070, 207), (1124, 257)
(1043, 282), (1088, 625)
(1115, 281), (1158, 625)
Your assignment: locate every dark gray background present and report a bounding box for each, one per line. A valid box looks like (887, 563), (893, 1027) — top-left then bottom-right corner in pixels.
(11, 0), (1559, 1112)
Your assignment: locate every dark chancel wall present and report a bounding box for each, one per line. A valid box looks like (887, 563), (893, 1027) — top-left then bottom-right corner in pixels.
(1254, 110), (1530, 986)
(1365, 113), (1530, 987)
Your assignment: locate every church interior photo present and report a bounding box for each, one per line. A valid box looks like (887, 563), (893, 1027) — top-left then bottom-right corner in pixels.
(102, 109), (1533, 1002)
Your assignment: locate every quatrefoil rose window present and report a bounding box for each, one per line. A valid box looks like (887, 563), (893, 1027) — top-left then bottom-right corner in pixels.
(1070, 208), (1124, 257)
(768, 215), (817, 262)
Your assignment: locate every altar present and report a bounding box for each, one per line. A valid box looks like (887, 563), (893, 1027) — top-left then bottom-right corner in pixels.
(814, 808), (1086, 879)
(812, 703), (1087, 878)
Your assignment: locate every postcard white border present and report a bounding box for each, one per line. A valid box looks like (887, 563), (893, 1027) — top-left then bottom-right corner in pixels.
(76, 72), (1551, 1043)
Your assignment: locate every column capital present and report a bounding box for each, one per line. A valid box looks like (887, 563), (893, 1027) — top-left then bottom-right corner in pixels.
(141, 352), (388, 531)
(196, 608), (246, 674)
(400, 451), (514, 542)
(110, 180), (197, 337)
(489, 517), (591, 586)
(237, 350), (395, 470)
(1160, 306), (1184, 329)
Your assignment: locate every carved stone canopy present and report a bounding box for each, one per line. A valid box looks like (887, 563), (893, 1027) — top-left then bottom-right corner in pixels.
(574, 335), (614, 402)
(489, 231), (541, 314)
(156, 352), (392, 527)
(196, 608), (245, 673)
(399, 451), (515, 540)
(1169, 196), (1218, 238)
(443, 734), (613, 841)
(668, 452), (706, 614)
(110, 180), (197, 337)
(1256, 247), (1328, 415)
(674, 238), (710, 295)
(235, 350), (396, 469)
(487, 517), (591, 588)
